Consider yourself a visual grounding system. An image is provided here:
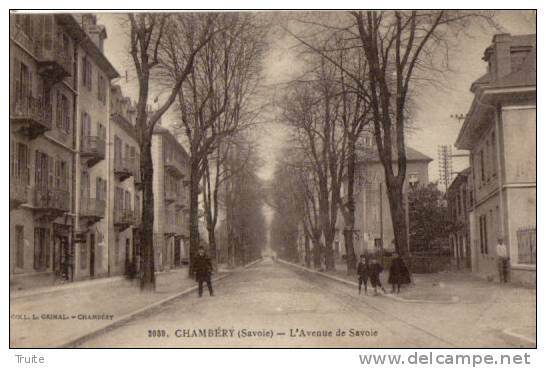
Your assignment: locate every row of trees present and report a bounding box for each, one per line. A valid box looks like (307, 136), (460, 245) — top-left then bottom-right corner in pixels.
(269, 11), (495, 274)
(124, 13), (269, 290)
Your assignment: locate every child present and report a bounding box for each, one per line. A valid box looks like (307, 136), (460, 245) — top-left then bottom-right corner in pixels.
(357, 255), (369, 295)
(369, 258), (386, 295)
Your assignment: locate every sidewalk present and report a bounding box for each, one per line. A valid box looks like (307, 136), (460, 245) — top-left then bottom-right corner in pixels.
(10, 267), (228, 348)
(283, 259), (536, 346)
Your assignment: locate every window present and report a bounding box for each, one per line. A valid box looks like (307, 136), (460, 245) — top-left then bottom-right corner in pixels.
(491, 131), (497, 177)
(97, 74), (106, 104)
(115, 233), (120, 265)
(479, 214), (489, 255)
(34, 227), (50, 271)
(96, 177), (106, 201)
(517, 227), (536, 265)
(56, 92), (70, 132)
(55, 160), (68, 190)
(98, 123), (106, 140)
(35, 151), (51, 189)
(114, 136), (122, 164)
(80, 237), (88, 270)
(13, 59), (31, 103)
(15, 14), (33, 37)
(11, 142), (30, 184)
(16, 225), (24, 269)
(82, 56), (93, 91)
(124, 190), (132, 212)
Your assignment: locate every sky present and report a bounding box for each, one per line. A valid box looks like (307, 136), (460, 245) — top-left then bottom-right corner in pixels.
(97, 10), (536, 185)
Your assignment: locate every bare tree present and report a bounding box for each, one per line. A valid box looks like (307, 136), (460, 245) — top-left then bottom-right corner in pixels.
(127, 13), (217, 290)
(165, 13), (268, 274)
(288, 11), (496, 258)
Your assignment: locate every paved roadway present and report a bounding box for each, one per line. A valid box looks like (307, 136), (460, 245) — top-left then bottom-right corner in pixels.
(79, 258), (521, 348)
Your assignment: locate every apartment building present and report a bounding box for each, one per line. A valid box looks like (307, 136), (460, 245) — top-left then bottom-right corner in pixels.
(152, 126), (190, 271)
(455, 33), (536, 285)
(10, 14), (118, 288)
(109, 85), (141, 277)
(336, 134), (432, 257)
(447, 168), (472, 269)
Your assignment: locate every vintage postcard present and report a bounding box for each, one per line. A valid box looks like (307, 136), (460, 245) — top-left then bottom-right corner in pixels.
(9, 10), (536, 348)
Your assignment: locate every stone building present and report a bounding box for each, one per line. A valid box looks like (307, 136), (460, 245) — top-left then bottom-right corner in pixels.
(447, 168), (472, 269)
(455, 33), (536, 285)
(9, 14), (118, 288)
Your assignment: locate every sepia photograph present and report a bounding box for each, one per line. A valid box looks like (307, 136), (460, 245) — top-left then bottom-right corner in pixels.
(8, 9), (536, 350)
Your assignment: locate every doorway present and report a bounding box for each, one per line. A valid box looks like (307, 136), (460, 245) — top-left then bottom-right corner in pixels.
(89, 233), (95, 278)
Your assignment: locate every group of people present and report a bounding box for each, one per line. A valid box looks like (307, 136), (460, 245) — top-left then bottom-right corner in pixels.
(356, 252), (411, 295)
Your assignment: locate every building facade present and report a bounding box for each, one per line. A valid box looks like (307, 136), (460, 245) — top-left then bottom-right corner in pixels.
(335, 137), (432, 259)
(455, 33), (536, 285)
(109, 85), (141, 277)
(447, 168), (472, 269)
(10, 14), (118, 288)
(152, 126), (190, 272)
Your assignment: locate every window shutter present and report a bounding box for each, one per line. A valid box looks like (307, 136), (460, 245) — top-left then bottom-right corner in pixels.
(34, 228), (40, 270)
(13, 58), (21, 103)
(44, 16), (52, 50)
(28, 70), (33, 98)
(48, 155), (54, 189)
(45, 228), (51, 268)
(35, 151), (42, 188)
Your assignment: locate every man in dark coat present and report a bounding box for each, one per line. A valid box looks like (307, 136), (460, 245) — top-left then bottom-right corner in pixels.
(357, 255), (369, 295)
(369, 258), (386, 295)
(388, 252), (411, 293)
(193, 246), (214, 297)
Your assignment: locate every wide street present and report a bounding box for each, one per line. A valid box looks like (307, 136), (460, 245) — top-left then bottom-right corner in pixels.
(78, 258), (530, 348)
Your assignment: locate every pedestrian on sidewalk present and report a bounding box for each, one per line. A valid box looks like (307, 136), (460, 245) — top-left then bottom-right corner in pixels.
(388, 252), (411, 293)
(357, 255), (370, 295)
(369, 258), (386, 296)
(496, 237), (509, 283)
(193, 246), (214, 297)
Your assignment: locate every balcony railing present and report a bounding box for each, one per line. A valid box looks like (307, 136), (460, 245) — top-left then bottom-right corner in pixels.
(81, 136), (106, 167)
(80, 197), (106, 221)
(164, 156), (184, 178)
(165, 188), (177, 204)
(114, 157), (134, 181)
(114, 208), (135, 229)
(34, 39), (72, 83)
(10, 174), (29, 210)
(10, 96), (52, 139)
(33, 187), (70, 214)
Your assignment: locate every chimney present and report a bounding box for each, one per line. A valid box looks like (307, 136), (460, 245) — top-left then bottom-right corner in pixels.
(81, 14), (107, 52)
(490, 33), (512, 81)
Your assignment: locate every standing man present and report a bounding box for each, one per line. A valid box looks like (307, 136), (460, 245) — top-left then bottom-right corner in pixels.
(193, 246), (214, 297)
(496, 237), (509, 283)
(357, 255), (370, 295)
(369, 258), (387, 296)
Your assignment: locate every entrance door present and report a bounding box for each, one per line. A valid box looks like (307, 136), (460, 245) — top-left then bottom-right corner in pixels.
(174, 237), (181, 267)
(89, 233), (95, 278)
(54, 235), (70, 281)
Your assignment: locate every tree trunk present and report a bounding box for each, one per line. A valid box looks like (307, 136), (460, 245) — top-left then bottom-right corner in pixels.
(304, 234), (311, 268)
(385, 179), (409, 257)
(139, 140), (156, 291)
(207, 225), (217, 271)
(188, 160), (200, 276)
(343, 135), (358, 274)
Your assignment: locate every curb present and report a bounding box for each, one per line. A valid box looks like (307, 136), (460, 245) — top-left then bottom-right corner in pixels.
(502, 328), (536, 347)
(278, 259), (459, 305)
(60, 273), (232, 348)
(11, 268), (190, 301)
(60, 260), (262, 347)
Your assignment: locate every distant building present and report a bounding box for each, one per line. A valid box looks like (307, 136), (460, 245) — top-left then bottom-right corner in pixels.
(455, 33), (536, 285)
(152, 126), (190, 271)
(109, 84), (140, 277)
(447, 168), (472, 269)
(337, 135), (432, 258)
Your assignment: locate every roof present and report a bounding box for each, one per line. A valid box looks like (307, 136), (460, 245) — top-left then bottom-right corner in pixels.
(447, 167), (471, 193)
(153, 125), (189, 159)
(356, 145), (433, 164)
(56, 14), (119, 80)
(471, 33), (536, 92)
